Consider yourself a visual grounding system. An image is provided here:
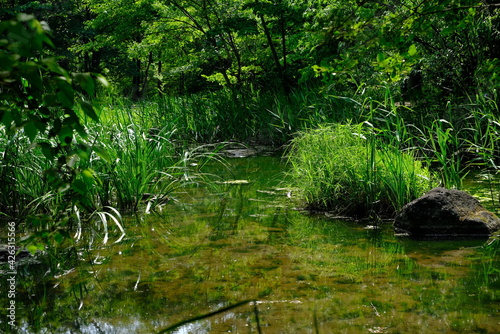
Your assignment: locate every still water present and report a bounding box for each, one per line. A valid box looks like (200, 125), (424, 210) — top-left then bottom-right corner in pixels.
(2, 154), (500, 333)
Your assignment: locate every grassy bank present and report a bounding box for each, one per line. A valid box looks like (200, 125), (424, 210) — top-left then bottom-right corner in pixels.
(96, 87), (500, 164)
(93, 86), (371, 146)
(284, 90), (500, 216)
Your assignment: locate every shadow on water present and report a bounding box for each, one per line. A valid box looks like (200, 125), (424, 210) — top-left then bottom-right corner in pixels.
(1, 155), (500, 333)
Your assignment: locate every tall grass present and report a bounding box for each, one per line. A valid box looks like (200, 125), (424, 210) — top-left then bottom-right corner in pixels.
(84, 121), (177, 212)
(0, 127), (53, 217)
(346, 90), (500, 190)
(92, 85), (500, 215)
(79, 105), (228, 214)
(286, 123), (435, 217)
(94, 86), (365, 146)
(425, 118), (466, 188)
(4, 84), (500, 225)
(0, 103), (226, 264)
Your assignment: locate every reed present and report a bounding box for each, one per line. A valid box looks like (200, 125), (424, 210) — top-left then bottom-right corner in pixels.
(464, 92), (500, 167)
(82, 108), (225, 213)
(0, 101), (226, 259)
(378, 148), (433, 211)
(423, 118), (465, 188)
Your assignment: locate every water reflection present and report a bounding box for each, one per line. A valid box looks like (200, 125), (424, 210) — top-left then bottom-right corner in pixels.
(1, 156), (500, 333)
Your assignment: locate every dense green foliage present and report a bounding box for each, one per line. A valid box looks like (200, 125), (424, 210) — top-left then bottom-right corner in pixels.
(1, 5), (500, 331)
(2, 0), (499, 100)
(0, 15), (216, 261)
(0, 14), (113, 252)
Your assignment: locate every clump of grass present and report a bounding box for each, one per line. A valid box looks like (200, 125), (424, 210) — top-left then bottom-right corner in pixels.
(84, 121), (177, 212)
(81, 106), (226, 213)
(0, 126), (56, 217)
(286, 123), (435, 217)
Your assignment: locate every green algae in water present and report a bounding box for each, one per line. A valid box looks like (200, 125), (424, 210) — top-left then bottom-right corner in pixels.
(1, 156), (500, 333)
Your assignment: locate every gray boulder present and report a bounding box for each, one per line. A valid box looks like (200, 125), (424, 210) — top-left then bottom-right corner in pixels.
(394, 187), (500, 238)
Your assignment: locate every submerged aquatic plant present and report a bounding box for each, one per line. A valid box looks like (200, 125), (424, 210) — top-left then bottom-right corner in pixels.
(287, 123), (435, 217)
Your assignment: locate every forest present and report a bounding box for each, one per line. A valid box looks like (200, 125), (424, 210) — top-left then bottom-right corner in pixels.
(3, 0), (499, 102)
(2, 1), (500, 333)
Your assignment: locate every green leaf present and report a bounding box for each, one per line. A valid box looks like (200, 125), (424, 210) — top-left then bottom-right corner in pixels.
(53, 231), (65, 244)
(19, 61), (43, 90)
(408, 44), (417, 56)
(74, 144), (91, 160)
(55, 78), (75, 108)
(58, 126), (74, 146)
(71, 179), (88, 195)
(81, 168), (96, 185)
(1, 109), (12, 128)
(93, 145), (112, 163)
(38, 142), (55, 159)
(79, 99), (99, 122)
(42, 57), (69, 76)
(27, 244), (44, 254)
(95, 74), (109, 88)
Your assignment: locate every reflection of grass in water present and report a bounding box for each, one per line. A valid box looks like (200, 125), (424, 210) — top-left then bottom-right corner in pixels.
(12, 216), (500, 333)
(465, 237), (500, 304)
(284, 216), (412, 282)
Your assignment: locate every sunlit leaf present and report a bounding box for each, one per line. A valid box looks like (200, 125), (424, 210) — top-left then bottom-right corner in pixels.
(408, 44), (417, 57)
(53, 231), (65, 244)
(79, 99), (99, 122)
(95, 74), (109, 88)
(93, 145), (112, 163)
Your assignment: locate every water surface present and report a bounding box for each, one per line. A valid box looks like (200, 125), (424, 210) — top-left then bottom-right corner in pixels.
(1, 156), (500, 333)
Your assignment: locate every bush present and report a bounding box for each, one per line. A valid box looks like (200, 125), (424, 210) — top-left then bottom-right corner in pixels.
(287, 123), (435, 217)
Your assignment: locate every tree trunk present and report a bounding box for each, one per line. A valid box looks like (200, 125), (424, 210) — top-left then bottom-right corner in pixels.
(132, 58), (142, 101)
(140, 51), (154, 97)
(157, 58), (163, 96)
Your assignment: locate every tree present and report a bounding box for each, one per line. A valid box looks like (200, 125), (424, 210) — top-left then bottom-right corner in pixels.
(307, 0), (500, 103)
(78, 0), (310, 95)
(0, 0), (95, 72)
(151, 0), (259, 91)
(244, 0), (306, 92)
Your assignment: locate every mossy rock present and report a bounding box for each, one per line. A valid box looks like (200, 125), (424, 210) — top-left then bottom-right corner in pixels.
(394, 187), (500, 238)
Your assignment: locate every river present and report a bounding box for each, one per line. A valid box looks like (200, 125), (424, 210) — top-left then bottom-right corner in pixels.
(1, 154), (500, 333)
